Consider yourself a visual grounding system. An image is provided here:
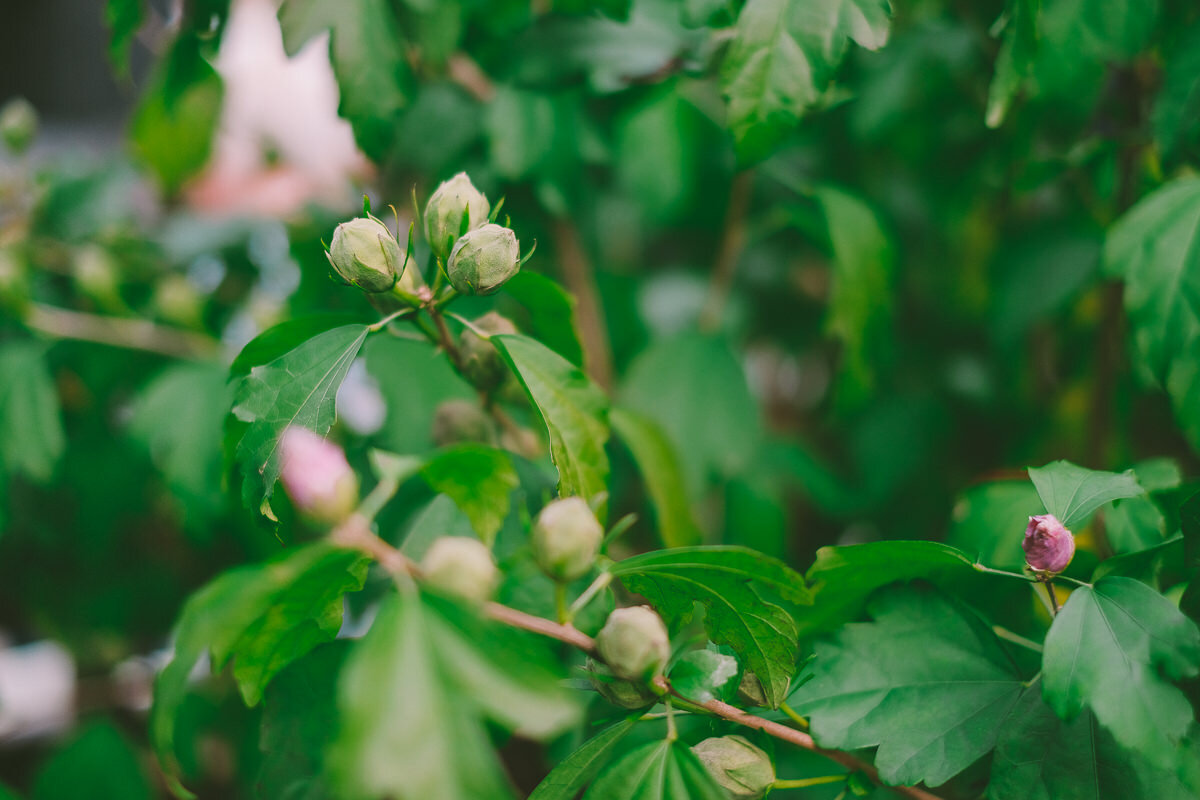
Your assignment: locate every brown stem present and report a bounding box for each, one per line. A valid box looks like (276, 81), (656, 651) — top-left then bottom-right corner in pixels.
(426, 306), (463, 371)
(484, 602), (596, 652)
(446, 54), (496, 102)
(24, 303), (220, 360)
(700, 170), (754, 332)
(552, 217), (614, 391)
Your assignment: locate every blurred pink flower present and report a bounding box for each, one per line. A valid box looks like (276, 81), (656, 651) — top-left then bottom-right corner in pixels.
(279, 426), (358, 525)
(1023, 514), (1075, 574)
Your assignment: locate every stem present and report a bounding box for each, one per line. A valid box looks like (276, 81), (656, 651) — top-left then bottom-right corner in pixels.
(567, 572), (612, 622)
(700, 170), (754, 332)
(368, 308), (414, 333)
(774, 775), (847, 790)
(427, 306), (463, 370)
(1044, 580), (1060, 616)
(357, 476), (401, 523)
(552, 217), (613, 390)
(484, 602), (597, 652)
(24, 303), (220, 360)
(665, 700), (679, 742)
(992, 625), (1044, 653)
(779, 701), (810, 729)
(554, 582), (570, 625)
(972, 563), (1037, 583)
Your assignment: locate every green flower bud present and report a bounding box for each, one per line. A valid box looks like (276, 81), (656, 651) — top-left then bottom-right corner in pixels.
(424, 172), (490, 262)
(420, 537), (498, 604)
(531, 497), (603, 582)
(586, 659), (658, 709)
(691, 736), (775, 800)
(326, 216), (402, 293)
(460, 312), (518, 391)
(431, 399), (494, 447)
(0, 97), (37, 155)
(736, 671), (769, 708)
(596, 606), (670, 681)
(446, 223), (520, 295)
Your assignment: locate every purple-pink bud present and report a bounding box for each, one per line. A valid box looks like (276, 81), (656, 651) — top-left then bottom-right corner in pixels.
(1023, 514), (1075, 574)
(279, 427), (359, 525)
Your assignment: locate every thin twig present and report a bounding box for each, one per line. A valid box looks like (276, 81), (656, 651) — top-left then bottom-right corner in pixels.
(483, 602), (596, 652)
(446, 53), (496, 102)
(25, 303), (220, 360)
(700, 170), (754, 332)
(552, 217), (614, 390)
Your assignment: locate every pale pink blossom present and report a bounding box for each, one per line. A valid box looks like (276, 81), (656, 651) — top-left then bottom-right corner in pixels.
(279, 427), (358, 524)
(1023, 514), (1075, 574)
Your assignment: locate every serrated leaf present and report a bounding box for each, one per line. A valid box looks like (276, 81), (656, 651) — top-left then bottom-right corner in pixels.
(1042, 576), (1200, 767)
(278, 0), (410, 161)
(32, 722), (153, 800)
(230, 313), (367, 377)
(611, 546), (811, 708)
(611, 407), (701, 548)
(151, 543), (367, 798)
(990, 680), (1194, 800)
(529, 718), (639, 800)
(720, 0), (892, 163)
(1027, 460), (1142, 529)
(789, 583), (1024, 787)
(583, 740), (728, 800)
(491, 334), (610, 507)
(420, 445), (519, 546)
(503, 272), (585, 367)
(232, 324), (369, 508)
(0, 342), (65, 483)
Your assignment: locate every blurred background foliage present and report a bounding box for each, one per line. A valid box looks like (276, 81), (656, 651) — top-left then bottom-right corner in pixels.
(1, 0), (1199, 795)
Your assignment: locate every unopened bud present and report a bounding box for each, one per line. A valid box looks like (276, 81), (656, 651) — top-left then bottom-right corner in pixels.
(586, 659), (658, 709)
(736, 671), (769, 707)
(1023, 514), (1075, 575)
(531, 497), (603, 582)
(0, 97), (37, 155)
(460, 312), (517, 391)
(691, 736), (775, 800)
(424, 172), (490, 262)
(446, 223), (520, 295)
(420, 537), (498, 604)
(431, 399), (494, 448)
(596, 606), (670, 681)
(326, 216), (402, 293)
(278, 427), (359, 525)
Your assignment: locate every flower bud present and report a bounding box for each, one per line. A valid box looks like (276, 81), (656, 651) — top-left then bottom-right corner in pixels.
(596, 606), (670, 681)
(326, 216), (402, 293)
(431, 399), (494, 448)
(0, 97), (37, 155)
(736, 671), (769, 708)
(691, 736), (775, 800)
(446, 223), (520, 295)
(586, 659), (658, 709)
(424, 172), (490, 262)
(420, 537), (498, 604)
(531, 497), (603, 582)
(1023, 514), (1075, 575)
(278, 427), (359, 525)
(460, 312), (518, 391)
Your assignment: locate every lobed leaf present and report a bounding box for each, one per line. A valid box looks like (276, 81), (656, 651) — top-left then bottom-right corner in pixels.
(1027, 459), (1142, 529)
(582, 740), (727, 800)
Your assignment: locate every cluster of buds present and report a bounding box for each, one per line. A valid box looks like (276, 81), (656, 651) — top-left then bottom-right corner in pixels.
(1023, 513), (1075, 577)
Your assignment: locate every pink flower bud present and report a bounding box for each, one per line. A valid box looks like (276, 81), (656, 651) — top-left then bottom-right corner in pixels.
(1023, 514), (1075, 574)
(279, 427), (359, 525)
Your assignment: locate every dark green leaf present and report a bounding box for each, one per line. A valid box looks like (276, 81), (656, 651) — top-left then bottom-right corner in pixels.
(1042, 576), (1200, 766)
(420, 445), (518, 545)
(789, 584), (1024, 787)
(366, 334), (474, 455)
(1153, 23), (1200, 162)
(0, 342), (65, 483)
(491, 334), (610, 507)
(529, 718), (639, 800)
(611, 407), (702, 548)
(32, 722), (152, 800)
(985, 0), (1038, 127)
(1027, 460), (1142, 529)
(131, 51), (223, 195)
(946, 480), (1043, 570)
(230, 314), (368, 377)
(105, 0), (144, 79)
(583, 739), (727, 800)
(232, 324), (369, 507)
(611, 546), (811, 708)
(503, 272), (585, 367)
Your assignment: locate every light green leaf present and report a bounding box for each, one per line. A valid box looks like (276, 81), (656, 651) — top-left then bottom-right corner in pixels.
(230, 313), (367, 377)
(278, 0), (411, 161)
(946, 480), (1043, 570)
(1152, 23), (1200, 162)
(611, 407), (701, 548)
(421, 445), (518, 546)
(232, 324), (369, 507)
(0, 342), (65, 483)
(150, 543), (367, 798)
(1042, 576), (1200, 766)
(1027, 460), (1142, 529)
(529, 718), (639, 800)
(503, 272), (585, 367)
(789, 584), (1024, 787)
(32, 722), (152, 800)
(668, 648), (740, 703)
(611, 546), (811, 708)
(720, 0), (892, 163)
(105, 0), (144, 79)
(583, 740), (728, 800)
(491, 334), (610, 507)
(985, 0), (1039, 127)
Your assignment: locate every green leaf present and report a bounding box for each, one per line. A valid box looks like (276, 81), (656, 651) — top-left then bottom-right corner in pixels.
(491, 334), (610, 507)
(151, 543), (367, 797)
(529, 718), (639, 800)
(990, 680), (1194, 800)
(985, 0), (1038, 128)
(232, 324), (369, 507)
(611, 407), (702, 548)
(421, 445), (519, 546)
(720, 0), (892, 163)
(278, 0), (411, 161)
(611, 546), (812, 708)
(503, 272), (585, 367)
(230, 313), (367, 377)
(621, 334), (760, 499)
(1152, 23), (1200, 163)
(329, 589), (580, 800)
(583, 739), (727, 800)
(257, 643), (350, 800)
(946, 480), (1043, 570)
(0, 342), (65, 483)
(1027, 460), (1142, 529)
(788, 584), (1024, 787)
(32, 722), (152, 800)
(668, 648), (740, 703)
(1042, 576), (1200, 766)
(105, 0), (144, 79)
(366, 335), (474, 455)
(816, 185), (894, 407)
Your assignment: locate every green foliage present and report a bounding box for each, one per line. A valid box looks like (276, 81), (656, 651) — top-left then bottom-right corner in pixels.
(1027, 460), (1143, 528)
(420, 444), (519, 545)
(529, 718), (639, 800)
(0, 342), (64, 484)
(503, 272), (585, 367)
(104, 0), (144, 79)
(131, 51), (223, 194)
(610, 407), (702, 547)
(583, 739), (727, 800)
(32, 722), (153, 800)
